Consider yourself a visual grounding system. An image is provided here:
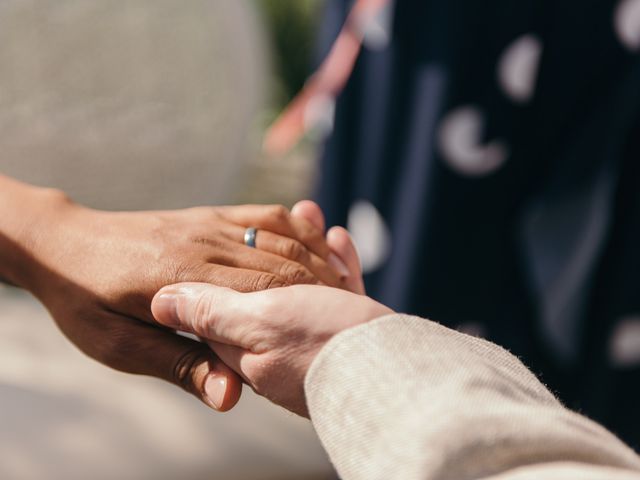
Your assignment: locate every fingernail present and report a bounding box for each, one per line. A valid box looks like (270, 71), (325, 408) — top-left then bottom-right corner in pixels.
(153, 292), (181, 328)
(328, 253), (350, 278)
(204, 373), (227, 410)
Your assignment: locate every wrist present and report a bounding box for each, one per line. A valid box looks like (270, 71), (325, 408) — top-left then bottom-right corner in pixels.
(0, 177), (79, 291)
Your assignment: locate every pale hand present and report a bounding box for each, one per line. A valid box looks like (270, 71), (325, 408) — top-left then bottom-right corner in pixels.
(151, 226), (390, 416)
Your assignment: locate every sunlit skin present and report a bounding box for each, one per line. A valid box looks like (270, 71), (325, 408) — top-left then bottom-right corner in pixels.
(152, 202), (392, 417)
(0, 174), (355, 411)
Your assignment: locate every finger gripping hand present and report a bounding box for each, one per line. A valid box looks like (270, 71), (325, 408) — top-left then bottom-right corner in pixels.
(152, 283), (393, 416)
(51, 306), (242, 412)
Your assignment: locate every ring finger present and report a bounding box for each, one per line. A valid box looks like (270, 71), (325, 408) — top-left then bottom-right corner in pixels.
(215, 224), (346, 288)
(248, 228), (346, 287)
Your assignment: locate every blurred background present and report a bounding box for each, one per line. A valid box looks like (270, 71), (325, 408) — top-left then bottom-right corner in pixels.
(3, 2), (640, 478)
(0, 1), (333, 479)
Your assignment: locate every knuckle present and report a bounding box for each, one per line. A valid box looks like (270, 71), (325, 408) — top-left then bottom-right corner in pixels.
(252, 273), (285, 291)
(174, 262), (206, 285)
(172, 347), (209, 394)
(190, 291), (215, 337)
(172, 260), (195, 283)
(268, 204), (290, 222)
(280, 239), (306, 262)
(298, 220), (317, 237)
(297, 224), (327, 253)
(279, 261), (314, 285)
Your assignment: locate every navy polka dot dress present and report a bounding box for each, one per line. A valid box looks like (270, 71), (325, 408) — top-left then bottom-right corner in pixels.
(315, 0), (640, 446)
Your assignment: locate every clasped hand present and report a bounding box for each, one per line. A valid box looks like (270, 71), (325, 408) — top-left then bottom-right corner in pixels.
(151, 201), (391, 416)
(5, 183), (367, 412)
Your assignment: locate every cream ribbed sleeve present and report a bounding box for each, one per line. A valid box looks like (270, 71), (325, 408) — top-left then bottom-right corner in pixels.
(305, 315), (640, 480)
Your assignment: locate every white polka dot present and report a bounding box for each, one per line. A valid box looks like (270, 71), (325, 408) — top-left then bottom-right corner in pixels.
(303, 94), (336, 141)
(609, 316), (640, 367)
(347, 200), (392, 274)
(497, 34), (543, 104)
(456, 322), (487, 338)
(437, 106), (509, 176)
(614, 0), (640, 51)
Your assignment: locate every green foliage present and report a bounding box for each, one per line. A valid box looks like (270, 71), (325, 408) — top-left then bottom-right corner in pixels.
(256, 0), (321, 109)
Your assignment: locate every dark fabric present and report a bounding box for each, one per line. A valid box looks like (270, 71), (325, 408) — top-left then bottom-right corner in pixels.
(315, 0), (640, 446)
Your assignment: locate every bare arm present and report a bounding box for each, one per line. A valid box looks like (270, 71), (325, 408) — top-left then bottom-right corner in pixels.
(0, 176), (352, 411)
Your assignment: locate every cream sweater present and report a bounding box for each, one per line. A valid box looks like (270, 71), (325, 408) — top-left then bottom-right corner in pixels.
(305, 315), (640, 480)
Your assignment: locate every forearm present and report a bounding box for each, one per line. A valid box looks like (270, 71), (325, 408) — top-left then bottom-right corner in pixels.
(0, 174), (70, 290)
(305, 315), (640, 480)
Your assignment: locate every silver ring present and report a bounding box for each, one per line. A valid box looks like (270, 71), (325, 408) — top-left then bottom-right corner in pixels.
(244, 227), (257, 248)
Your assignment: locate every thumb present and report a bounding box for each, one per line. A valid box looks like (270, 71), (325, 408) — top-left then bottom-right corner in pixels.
(152, 283), (257, 350)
